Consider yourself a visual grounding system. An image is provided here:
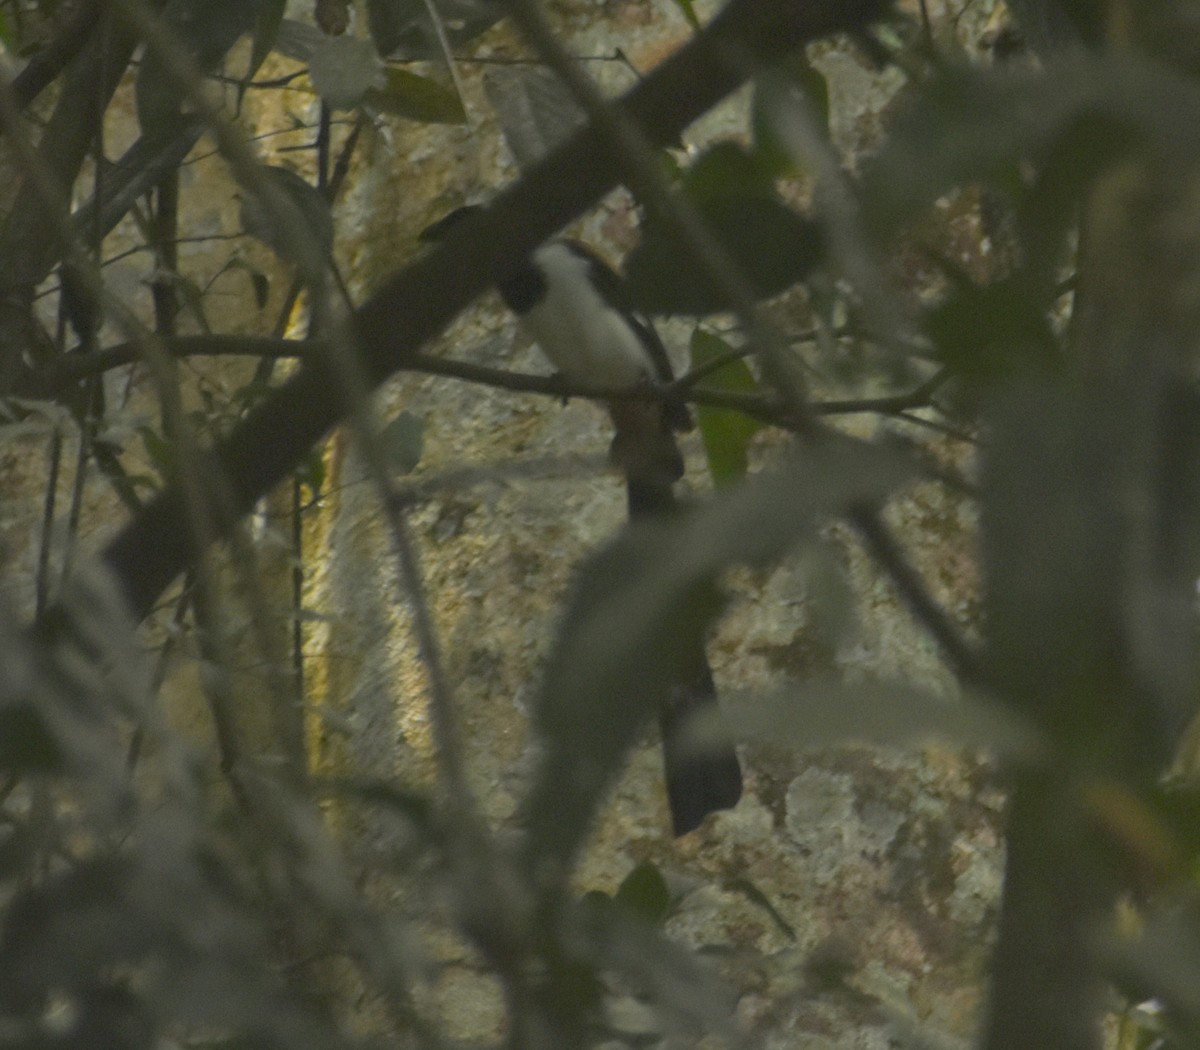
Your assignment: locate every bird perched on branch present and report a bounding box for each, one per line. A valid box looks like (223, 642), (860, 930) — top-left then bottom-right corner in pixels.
(421, 205), (742, 835)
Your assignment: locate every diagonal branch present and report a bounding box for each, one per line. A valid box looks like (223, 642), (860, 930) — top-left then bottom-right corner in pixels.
(99, 0), (892, 621)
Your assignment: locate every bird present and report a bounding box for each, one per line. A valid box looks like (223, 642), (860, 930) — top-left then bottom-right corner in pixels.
(421, 205), (742, 835)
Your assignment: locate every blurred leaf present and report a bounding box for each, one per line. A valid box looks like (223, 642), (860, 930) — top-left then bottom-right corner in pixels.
(1053, 0), (1106, 47)
(732, 677), (1040, 760)
(379, 410), (424, 475)
(139, 425), (175, 479)
(273, 17), (324, 61)
(366, 66), (466, 124)
(136, 0), (264, 140)
(753, 54), (830, 177)
(0, 706), (62, 772)
(982, 383), (1198, 768)
(244, 0), (287, 84)
(522, 437), (916, 873)
(614, 862), (670, 923)
(295, 446), (327, 495)
(240, 166), (333, 265)
(626, 145), (823, 314)
(860, 54), (1200, 241)
(484, 66), (585, 169)
(1003, 0), (1091, 53)
(125, 473), (162, 495)
(1079, 780), (1184, 891)
(797, 540), (856, 651)
(925, 271), (1061, 391)
(684, 141), (775, 198)
(668, 0), (701, 30)
(576, 895), (740, 1039)
(365, 0), (502, 60)
(230, 378), (271, 408)
(366, 0), (407, 55)
(0, 11), (11, 47)
(1, 398), (72, 432)
(689, 328), (764, 487)
(322, 777), (440, 846)
(1108, 900), (1200, 1041)
(307, 33), (384, 111)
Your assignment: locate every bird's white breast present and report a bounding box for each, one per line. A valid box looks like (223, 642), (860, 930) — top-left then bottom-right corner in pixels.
(522, 243), (653, 389)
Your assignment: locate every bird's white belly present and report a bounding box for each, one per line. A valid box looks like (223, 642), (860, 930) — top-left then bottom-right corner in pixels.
(523, 244), (652, 388)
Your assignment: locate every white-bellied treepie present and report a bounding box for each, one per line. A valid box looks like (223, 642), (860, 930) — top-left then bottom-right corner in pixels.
(422, 205), (742, 835)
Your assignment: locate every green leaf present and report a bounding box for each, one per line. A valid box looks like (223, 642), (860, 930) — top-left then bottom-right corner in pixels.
(925, 271), (1061, 392)
(668, 0), (701, 31)
(684, 141), (775, 199)
(627, 199), (822, 315)
(521, 437), (916, 875)
(614, 862), (670, 923)
(626, 145), (823, 314)
(379, 410), (424, 475)
(365, 66), (466, 124)
(689, 329), (764, 487)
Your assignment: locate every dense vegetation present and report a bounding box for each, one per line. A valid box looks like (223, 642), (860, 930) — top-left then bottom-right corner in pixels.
(1, 1), (1199, 1048)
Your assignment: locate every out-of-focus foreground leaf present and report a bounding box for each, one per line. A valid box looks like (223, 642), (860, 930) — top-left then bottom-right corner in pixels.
(522, 437), (916, 876)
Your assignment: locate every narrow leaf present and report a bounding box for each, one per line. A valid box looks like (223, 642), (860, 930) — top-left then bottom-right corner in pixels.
(689, 328), (764, 487)
(366, 66), (466, 124)
(245, 0), (287, 84)
(732, 677), (1040, 760)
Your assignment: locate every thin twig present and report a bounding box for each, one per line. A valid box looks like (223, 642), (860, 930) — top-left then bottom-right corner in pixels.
(848, 506), (984, 686)
(35, 431), (64, 618)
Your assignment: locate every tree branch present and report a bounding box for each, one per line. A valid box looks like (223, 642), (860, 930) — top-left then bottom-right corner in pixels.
(98, 0), (892, 621)
(28, 332), (942, 426)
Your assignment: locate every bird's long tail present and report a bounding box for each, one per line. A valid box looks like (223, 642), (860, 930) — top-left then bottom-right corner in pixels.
(626, 474), (743, 836)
